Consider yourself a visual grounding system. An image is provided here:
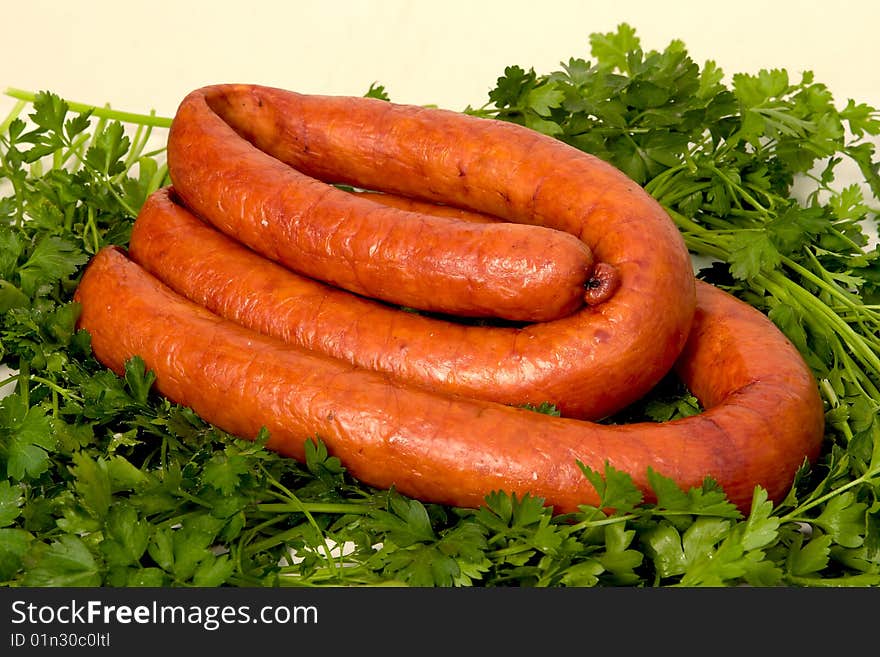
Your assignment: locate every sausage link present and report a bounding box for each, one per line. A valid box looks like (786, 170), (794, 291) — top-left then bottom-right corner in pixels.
(166, 89), (597, 323)
(74, 247), (825, 513)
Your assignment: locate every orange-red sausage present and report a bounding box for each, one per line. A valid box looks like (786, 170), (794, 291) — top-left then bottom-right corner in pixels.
(166, 85), (695, 417)
(348, 189), (620, 303)
(74, 247), (825, 513)
(133, 187), (637, 419)
(166, 90), (599, 323)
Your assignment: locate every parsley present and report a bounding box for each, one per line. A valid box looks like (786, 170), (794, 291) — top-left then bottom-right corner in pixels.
(0, 392), (55, 480)
(2, 25), (879, 587)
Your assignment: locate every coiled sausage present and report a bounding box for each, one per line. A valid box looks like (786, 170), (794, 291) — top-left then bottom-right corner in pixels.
(165, 85), (696, 418)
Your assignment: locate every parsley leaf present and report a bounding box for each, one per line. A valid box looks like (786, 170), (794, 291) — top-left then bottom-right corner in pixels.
(22, 535), (103, 586)
(578, 462), (643, 513)
(17, 235), (88, 297)
(0, 393), (55, 481)
(0, 479), (23, 527)
(728, 230), (781, 281)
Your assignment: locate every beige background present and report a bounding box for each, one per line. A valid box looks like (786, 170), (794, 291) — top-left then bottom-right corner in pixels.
(2, 0), (878, 118)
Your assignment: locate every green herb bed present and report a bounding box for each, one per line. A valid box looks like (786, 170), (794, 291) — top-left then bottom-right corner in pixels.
(1, 24), (878, 587)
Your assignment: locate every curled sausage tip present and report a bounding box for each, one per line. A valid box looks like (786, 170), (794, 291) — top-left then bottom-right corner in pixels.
(583, 262), (620, 306)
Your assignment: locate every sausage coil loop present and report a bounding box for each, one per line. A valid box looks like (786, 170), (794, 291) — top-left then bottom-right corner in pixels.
(162, 84), (698, 420)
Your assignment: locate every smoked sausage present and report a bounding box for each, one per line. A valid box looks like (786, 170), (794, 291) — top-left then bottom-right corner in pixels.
(133, 187), (636, 419)
(166, 84), (695, 416)
(165, 90), (599, 323)
(74, 247), (825, 513)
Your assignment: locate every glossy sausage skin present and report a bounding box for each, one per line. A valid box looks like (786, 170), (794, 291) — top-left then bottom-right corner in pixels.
(355, 189), (619, 303)
(166, 85), (695, 417)
(131, 188), (636, 419)
(347, 190), (503, 224)
(74, 247), (825, 513)
(166, 90), (597, 323)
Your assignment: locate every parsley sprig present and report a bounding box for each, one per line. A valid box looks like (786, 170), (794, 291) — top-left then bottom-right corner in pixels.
(2, 23), (879, 586)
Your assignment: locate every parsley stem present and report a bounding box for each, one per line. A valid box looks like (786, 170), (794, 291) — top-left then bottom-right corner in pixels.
(782, 253), (879, 321)
(708, 164), (769, 213)
(85, 205), (101, 254)
(237, 514), (292, 557)
(125, 122), (150, 171)
(275, 566), (396, 587)
(656, 180), (714, 208)
(761, 272), (880, 385)
(56, 131), (91, 171)
(88, 109), (109, 154)
(258, 465), (343, 574)
(661, 206), (711, 236)
(29, 375), (83, 402)
(256, 502), (372, 514)
(643, 163), (686, 198)
(4, 88), (173, 129)
(828, 225), (871, 253)
(0, 99), (27, 135)
(17, 359), (29, 408)
(567, 512), (637, 532)
(175, 490), (214, 509)
(242, 525), (318, 556)
(779, 465), (880, 523)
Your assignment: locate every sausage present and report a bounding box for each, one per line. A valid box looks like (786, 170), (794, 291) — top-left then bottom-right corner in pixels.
(132, 187), (645, 419)
(166, 90), (600, 323)
(74, 246), (825, 513)
(351, 189), (620, 298)
(162, 84), (695, 419)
